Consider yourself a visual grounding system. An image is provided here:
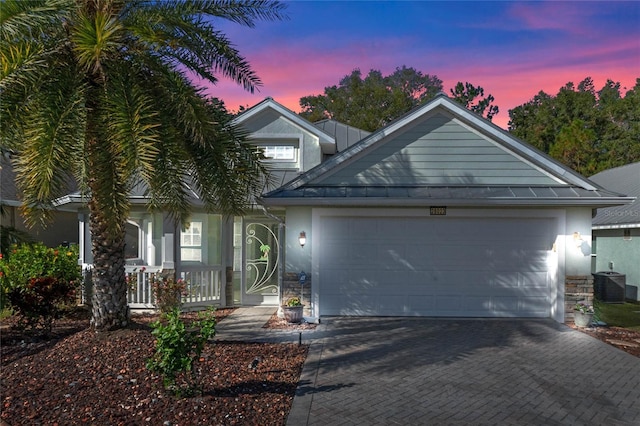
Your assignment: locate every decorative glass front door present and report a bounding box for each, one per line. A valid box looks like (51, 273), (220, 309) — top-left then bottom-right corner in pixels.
(238, 220), (280, 305)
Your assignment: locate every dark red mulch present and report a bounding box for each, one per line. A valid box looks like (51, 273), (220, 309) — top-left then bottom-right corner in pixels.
(568, 322), (640, 358)
(1, 307), (308, 426)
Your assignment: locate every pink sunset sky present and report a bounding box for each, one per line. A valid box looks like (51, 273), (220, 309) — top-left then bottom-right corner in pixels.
(203, 1), (639, 130)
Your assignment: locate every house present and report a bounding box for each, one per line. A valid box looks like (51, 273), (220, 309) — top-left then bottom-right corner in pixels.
(589, 162), (640, 301)
(1, 152), (78, 248)
(258, 94), (633, 323)
(7, 95), (635, 322)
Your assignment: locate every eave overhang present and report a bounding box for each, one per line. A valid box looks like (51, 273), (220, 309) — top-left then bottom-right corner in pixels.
(259, 185), (635, 209)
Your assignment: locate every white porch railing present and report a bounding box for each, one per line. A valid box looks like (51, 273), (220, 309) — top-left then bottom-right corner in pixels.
(81, 264), (221, 309)
(126, 265), (163, 309)
(178, 266), (223, 307)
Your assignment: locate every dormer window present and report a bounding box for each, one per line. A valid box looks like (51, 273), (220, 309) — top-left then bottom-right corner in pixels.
(263, 145), (295, 160)
(253, 137), (301, 170)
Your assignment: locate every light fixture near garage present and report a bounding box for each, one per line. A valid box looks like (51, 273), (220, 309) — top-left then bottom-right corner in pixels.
(298, 231), (306, 248)
(573, 231), (583, 247)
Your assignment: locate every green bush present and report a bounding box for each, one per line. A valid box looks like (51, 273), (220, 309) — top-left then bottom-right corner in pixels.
(146, 308), (217, 396)
(0, 243), (81, 329)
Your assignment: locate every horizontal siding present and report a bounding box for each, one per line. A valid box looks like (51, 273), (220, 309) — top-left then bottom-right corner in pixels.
(319, 113), (559, 186)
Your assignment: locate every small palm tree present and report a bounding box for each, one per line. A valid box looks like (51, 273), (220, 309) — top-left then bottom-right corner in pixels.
(0, 0), (287, 331)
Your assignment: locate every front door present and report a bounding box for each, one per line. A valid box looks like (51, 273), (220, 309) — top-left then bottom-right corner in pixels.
(236, 219), (280, 305)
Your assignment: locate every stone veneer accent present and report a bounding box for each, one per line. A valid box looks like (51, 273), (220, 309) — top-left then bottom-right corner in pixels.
(282, 272), (312, 316)
(564, 275), (594, 323)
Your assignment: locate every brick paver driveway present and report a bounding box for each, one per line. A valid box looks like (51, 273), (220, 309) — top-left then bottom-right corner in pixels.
(288, 318), (640, 425)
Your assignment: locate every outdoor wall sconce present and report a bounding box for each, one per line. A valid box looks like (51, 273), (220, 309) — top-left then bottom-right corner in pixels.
(298, 231), (306, 248)
(573, 231), (583, 247)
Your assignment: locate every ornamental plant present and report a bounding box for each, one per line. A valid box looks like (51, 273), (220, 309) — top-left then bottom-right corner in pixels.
(8, 276), (77, 332)
(574, 302), (595, 314)
(146, 308), (217, 396)
(0, 243), (81, 331)
(285, 297), (303, 307)
(151, 275), (188, 315)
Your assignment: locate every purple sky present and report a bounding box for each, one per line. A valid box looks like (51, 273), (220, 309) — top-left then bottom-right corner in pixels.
(203, 1), (640, 130)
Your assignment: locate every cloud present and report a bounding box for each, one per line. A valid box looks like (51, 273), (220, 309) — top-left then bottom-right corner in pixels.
(202, 1), (639, 130)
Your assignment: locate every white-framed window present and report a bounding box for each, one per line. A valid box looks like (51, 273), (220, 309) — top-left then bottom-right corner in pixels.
(181, 221), (202, 262)
(263, 145), (296, 160)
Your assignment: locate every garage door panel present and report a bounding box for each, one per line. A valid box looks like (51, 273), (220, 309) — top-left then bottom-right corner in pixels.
(433, 295), (462, 311)
(521, 272), (549, 288)
(318, 215), (554, 318)
(519, 297), (549, 315)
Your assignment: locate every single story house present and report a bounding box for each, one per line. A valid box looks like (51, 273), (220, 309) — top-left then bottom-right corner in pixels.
(257, 94), (634, 323)
(5, 94), (635, 323)
(589, 162), (640, 301)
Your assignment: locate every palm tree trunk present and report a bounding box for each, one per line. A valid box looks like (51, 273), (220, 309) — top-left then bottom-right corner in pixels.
(89, 199), (130, 331)
(85, 79), (130, 331)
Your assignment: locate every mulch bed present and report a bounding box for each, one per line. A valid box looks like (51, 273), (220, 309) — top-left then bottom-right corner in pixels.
(568, 322), (640, 358)
(263, 313), (318, 331)
(1, 307), (308, 426)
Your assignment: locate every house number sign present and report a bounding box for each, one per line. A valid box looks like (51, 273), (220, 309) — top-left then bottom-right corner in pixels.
(430, 206), (447, 216)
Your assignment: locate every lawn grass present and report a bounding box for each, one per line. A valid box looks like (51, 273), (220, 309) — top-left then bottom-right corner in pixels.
(596, 300), (640, 332)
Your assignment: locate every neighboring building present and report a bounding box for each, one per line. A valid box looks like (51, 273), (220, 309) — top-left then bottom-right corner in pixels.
(4, 95), (635, 321)
(1, 152), (78, 248)
(590, 162), (640, 301)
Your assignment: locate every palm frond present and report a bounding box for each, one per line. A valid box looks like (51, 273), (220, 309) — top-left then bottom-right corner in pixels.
(71, 7), (124, 75)
(13, 68), (86, 227)
(103, 64), (161, 185)
(124, 0), (287, 91)
(0, 0), (73, 41)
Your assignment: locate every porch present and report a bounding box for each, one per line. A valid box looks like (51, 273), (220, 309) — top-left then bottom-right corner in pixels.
(81, 264), (223, 309)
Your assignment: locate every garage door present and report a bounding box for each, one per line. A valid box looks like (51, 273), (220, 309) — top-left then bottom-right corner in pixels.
(318, 215), (557, 317)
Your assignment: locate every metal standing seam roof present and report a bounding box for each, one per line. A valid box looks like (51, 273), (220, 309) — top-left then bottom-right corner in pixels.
(590, 162), (640, 228)
(260, 95), (634, 208)
(313, 119), (371, 152)
(259, 184), (630, 207)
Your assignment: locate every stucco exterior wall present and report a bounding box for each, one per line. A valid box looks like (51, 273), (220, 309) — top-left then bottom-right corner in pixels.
(593, 228), (640, 291)
(283, 206), (312, 274)
(563, 207), (593, 277)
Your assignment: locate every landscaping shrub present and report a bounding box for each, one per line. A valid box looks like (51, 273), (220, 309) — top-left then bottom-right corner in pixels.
(0, 243), (81, 331)
(151, 275), (188, 315)
(7, 276), (77, 331)
(147, 308), (217, 396)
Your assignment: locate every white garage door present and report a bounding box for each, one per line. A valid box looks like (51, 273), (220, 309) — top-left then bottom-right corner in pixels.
(318, 215), (557, 317)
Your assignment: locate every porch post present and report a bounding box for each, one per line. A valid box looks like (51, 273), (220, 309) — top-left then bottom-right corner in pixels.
(161, 214), (175, 270)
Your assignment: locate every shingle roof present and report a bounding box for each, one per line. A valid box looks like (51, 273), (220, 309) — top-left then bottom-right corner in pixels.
(590, 162), (640, 228)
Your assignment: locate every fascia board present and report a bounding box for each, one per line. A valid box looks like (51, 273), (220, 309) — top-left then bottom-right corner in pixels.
(260, 196), (636, 208)
(593, 223), (640, 230)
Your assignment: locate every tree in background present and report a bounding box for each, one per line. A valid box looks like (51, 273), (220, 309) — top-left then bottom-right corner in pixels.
(299, 66), (444, 132)
(1, 0), (286, 331)
(509, 77), (640, 174)
(299, 66), (500, 132)
(449, 82), (499, 121)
